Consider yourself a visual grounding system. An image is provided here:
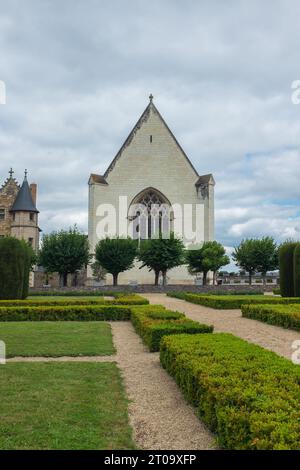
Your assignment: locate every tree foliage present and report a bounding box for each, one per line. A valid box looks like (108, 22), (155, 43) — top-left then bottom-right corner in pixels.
(279, 242), (297, 297)
(293, 244), (300, 297)
(186, 241), (229, 285)
(95, 237), (137, 286)
(0, 237), (34, 299)
(39, 227), (90, 287)
(138, 233), (185, 285)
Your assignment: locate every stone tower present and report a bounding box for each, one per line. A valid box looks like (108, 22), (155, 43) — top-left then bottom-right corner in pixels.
(0, 169), (40, 251)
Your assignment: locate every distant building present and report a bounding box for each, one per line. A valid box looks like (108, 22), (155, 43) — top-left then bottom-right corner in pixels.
(0, 169), (41, 287)
(0, 169), (40, 249)
(88, 95), (215, 285)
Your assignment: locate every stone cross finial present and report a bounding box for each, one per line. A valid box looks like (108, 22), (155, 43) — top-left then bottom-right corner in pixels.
(149, 93), (153, 103)
(24, 169), (28, 178)
(9, 167), (14, 178)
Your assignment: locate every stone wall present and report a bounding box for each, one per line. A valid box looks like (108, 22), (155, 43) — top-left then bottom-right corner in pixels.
(30, 283), (274, 294)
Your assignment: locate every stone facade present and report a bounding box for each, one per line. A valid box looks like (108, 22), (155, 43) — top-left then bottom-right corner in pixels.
(0, 170), (40, 286)
(88, 97), (215, 285)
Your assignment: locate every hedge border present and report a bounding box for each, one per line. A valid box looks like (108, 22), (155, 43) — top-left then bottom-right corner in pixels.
(241, 303), (300, 331)
(160, 333), (300, 450)
(131, 306), (213, 351)
(168, 292), (300, 309)
(0, 294), (149, 307)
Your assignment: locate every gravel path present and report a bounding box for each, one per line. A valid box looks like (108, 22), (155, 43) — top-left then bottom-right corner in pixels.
(143, 294), (300, 360)
(110, 321), (217, 450)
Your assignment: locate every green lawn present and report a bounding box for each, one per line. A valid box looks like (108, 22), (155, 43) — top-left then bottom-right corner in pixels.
(0, 362), (135, 449)
(0, 322), (115, 357)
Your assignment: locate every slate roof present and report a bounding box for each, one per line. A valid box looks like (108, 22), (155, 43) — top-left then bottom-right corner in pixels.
(195, 174), (215, 186)
(10, 177), (38, 213)
(88, 174), (108, 185)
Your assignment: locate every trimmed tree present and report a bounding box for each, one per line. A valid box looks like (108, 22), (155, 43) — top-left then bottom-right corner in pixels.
(186, 241), (229, 285)
(232, 239), (260, 285)
(39, 227), (91, 287)
(95, 237), (137, 286)
(279, 242), (297, 297)
(0, 237), (26, 299)
(293, 243), (300, 297)
(20, 240), (36, 299)
(138, 233), (185, 285)
(255, 237), (278, 285)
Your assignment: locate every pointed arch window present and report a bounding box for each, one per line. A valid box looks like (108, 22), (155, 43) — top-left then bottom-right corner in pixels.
(128, 188), (173, 240)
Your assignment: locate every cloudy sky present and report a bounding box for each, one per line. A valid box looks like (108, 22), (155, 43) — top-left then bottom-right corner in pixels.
(1, 0), (300, 264)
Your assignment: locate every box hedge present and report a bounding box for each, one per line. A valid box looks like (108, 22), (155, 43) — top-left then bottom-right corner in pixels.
(279, 243), (297, 297)
(131, 306), (213, 351)
(0, 294), (148, 307)
(168, 292), (300, 309)
(241, 304), (300, 331)
(160, 333), (300, 450)
(0, 305), (131, 321)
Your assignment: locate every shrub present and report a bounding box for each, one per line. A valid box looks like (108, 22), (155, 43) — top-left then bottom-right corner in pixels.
(131, 306), (213, 351)
(241, 304), (300, 331)
(293, 244), (300, 297)
(0, 295), (148, 307)
(168, 293), (300, 309)
(279, 243), (297, 297)
(273, 288), (281, 295)
(0, 305), (131, 321)
(29, 290), (109, 296)
(0, 237), (27, 299)
(160, 333), (300, 450)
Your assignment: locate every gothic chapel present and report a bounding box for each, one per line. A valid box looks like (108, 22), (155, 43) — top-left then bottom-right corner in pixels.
(88, 96), (215, 284)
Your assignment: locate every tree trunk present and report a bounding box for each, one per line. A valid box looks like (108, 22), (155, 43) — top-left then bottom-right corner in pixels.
(154, 271), (159, 286)
(113, 273), (118, 286)
(63, 272), (68, 287)
(203, 271), (207, 286)
(262, 273), (266, 286)
(249, 272), (252, 285)
(162, 270), (167, 286)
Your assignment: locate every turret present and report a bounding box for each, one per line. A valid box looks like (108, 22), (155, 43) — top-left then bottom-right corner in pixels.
(10, 170), (40, 251)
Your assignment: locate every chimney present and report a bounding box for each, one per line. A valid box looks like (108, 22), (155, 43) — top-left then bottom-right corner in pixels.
(30, 183), (37, 205)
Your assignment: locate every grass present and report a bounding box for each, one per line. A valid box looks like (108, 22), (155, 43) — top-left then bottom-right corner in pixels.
(0, 362), (135, 449)
(0, 322), (115, 357)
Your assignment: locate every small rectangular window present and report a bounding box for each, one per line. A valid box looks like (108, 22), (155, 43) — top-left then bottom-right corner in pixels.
(30, 213), (34, 222)
(28, 238), (33, 246)
(0, 209), (5, 220)
(150, 135), (153, 143)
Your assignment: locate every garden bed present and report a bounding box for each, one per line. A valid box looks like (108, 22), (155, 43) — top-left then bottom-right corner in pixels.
(131, 305), (213, 351)
(160, 333), (300, 450)
(241, 304), (300, 331)
(168, 292), (300, 309)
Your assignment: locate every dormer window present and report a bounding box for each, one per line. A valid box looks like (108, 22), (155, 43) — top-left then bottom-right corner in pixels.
(0, 209), (5, 220)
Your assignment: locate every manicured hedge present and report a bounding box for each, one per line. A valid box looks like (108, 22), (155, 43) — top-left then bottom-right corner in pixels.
(168, 290), (263, 298)
(294, 244), (300, 297)
(131, 306), (213, 351)
(0, 294), (148, 307)
(279, 243), (297, 297)
(160, 333), (300, 450)
(0, 238), (26, 299)
(168, 292), (300, 309)
(241, 304), (300, 331)
(0, 305), (131, 321)
(29, 290), (118, 296)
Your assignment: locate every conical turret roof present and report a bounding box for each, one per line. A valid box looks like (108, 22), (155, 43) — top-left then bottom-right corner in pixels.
(10, 173), (38, 213)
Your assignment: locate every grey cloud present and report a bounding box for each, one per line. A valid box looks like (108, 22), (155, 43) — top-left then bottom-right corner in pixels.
(0, 0), (299, 248)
